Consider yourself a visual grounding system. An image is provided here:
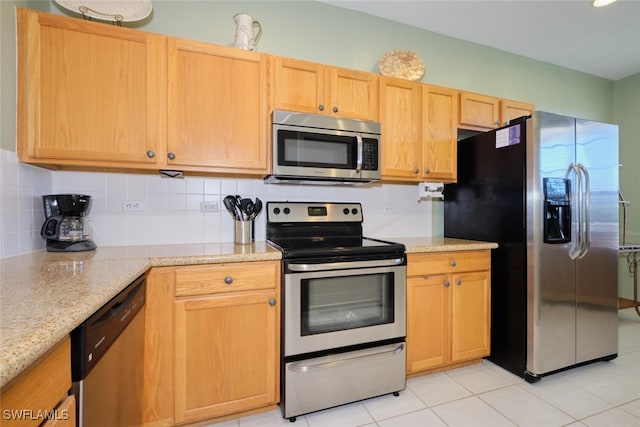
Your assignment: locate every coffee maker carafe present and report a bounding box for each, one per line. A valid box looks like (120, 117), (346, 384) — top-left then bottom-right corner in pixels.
(41, 194), (97, 252)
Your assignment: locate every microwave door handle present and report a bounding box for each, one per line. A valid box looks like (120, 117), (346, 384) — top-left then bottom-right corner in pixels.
(355, 134), (363, 173)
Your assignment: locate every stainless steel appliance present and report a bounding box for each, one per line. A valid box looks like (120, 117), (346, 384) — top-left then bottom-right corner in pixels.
(71, 274), (145, 427)
(41, 194), (96, 252)
(444, 111), (619, 382)
(266, 110), (381, 185)
(267, 202), (406, 421)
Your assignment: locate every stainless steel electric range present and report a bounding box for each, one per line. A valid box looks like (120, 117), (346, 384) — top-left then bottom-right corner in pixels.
(266, 201), (407, 422)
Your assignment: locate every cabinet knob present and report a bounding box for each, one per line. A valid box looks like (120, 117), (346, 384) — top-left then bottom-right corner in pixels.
(167, 152), (176, 160)
(224, 276), (233, 285)
(413, 168), (419, 174)
(444, 280), (450, 287)
(450, 260), (457, 267)
(268, 298), (277, 307)
(424, 168), (431, 174)
(495, 120), (500, 126)
(146, 150), (155, 158)
(318, 104), (325, 111)
(456, 279), (462, 286)
(332, 106), (339, 113)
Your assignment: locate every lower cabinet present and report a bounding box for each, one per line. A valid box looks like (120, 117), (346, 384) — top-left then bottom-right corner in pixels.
(406, 251), (491, 375)
(143, 261), (280, 426)
(0, 337), (75, 427)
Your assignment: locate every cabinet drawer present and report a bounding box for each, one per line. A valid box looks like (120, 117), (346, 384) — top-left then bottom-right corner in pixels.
(408, 250), (490, 276)
(175, 261), (278, 297)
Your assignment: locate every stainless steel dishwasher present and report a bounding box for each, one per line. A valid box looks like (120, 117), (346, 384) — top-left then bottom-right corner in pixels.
(70, 274), (146, 427)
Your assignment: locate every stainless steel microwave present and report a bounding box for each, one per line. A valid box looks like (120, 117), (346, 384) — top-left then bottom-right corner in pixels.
(265, 110), (381, 185)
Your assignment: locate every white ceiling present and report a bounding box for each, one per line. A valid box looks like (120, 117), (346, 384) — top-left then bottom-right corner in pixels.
(319, 0), (640, 81)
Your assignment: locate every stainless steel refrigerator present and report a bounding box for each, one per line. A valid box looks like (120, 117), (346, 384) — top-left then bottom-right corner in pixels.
(444, 111), (619, 382)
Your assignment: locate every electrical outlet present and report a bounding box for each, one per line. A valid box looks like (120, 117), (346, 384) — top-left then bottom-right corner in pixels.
(200, 201), (219, 213)
(122, 200), (145, 212)
(383, 205), (395, 213)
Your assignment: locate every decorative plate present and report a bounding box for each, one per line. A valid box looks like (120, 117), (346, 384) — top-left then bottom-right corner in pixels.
(53, 0), (153, 23)
(378, 50), (425, 81)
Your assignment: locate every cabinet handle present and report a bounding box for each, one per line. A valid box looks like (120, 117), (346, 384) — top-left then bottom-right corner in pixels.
(318, 104), (325, 111)
(146, 150), (155, 158)
(456, 279), (462, 286)
(424, 168), (431, 174)
(450, 260), (457, 267)
(444, 280), (450, 287)
(167, 152), (176, 160)
(268, 298), (277, 307)
(332, 106), (338, 113)
(413, 168), (419, 174)
(224, 276), (233, 285)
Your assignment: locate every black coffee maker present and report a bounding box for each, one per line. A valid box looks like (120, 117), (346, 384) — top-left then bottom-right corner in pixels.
(41, 194), (97, 252)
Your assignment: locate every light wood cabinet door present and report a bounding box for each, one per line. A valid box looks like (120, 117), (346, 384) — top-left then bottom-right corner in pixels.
(500, 99), (535, 126)
(17, 8), (166, 169)
(174, 290), (278, 424)
(167, 38), (269, 174)
(406, 251), (491, 375)
(272, 57), (378, 120)
(328, 67), (379, 120)
(379, 77), (422, 180)
(272, 57), (325, 114)
(422, 85), (458, 182)
(407, 274), (450, 373)
(458, 91), (501, 130)
(452, 271), (491, 362)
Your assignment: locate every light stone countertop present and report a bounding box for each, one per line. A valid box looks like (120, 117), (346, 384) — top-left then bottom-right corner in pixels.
(0, 242), (281, 389)
(0, 237), (495, 389)
(392, 236), (498, 253)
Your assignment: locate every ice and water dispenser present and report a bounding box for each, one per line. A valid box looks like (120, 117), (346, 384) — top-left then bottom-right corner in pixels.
(543, 177), (571, 244)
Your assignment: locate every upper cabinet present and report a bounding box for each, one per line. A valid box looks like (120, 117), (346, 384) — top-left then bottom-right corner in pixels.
(17, 8), (269, 176)
(500, 98), (535, 126)
(379, 77), (422, 180)
(166, 38), (269, 175)
(379, 77), (457, 183)
(422, 85), (458, 182)
(16, 8), (533, 180)
(272, 57), (379, 121)
(17, 8), (166, 170)
(459, 91), (534, 130)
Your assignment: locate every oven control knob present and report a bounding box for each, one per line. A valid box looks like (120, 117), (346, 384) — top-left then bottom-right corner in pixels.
(283, 207), (291, 215)
(351, 208), (358, 215)
(343, 208), (349, 215)
(273, 207), (280, 215)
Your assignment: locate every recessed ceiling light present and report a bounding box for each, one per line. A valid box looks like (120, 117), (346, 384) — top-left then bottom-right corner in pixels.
(593, 0), (617, 7)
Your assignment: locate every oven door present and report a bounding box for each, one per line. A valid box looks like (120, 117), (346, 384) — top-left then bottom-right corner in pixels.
(283, 258), (406, 357)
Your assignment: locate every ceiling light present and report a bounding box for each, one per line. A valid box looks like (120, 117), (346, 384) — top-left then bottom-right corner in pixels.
(593, 0), (617, 7)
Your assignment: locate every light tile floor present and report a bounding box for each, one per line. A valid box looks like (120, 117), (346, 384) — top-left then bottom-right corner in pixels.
(211, 310), (640, 426)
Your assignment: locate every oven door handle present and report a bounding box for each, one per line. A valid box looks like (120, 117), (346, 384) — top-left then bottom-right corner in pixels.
(287, 343), (405, 373)
(287, 257), (405, 272)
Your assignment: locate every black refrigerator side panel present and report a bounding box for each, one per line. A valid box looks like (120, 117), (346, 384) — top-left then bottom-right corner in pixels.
(444, 121), (528, 377)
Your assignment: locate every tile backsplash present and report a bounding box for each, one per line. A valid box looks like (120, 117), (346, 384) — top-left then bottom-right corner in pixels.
(0, 149), (435, 258)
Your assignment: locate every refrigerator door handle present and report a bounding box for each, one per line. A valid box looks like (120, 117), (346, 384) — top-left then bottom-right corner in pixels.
(565, 163), (582, 260)
(577, 163), (591, 258)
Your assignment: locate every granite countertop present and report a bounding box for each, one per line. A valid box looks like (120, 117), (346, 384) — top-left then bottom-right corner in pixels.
(0, 242), (281, 389)
(0, 237), (495, 389)
(394, 236), (498, 253)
